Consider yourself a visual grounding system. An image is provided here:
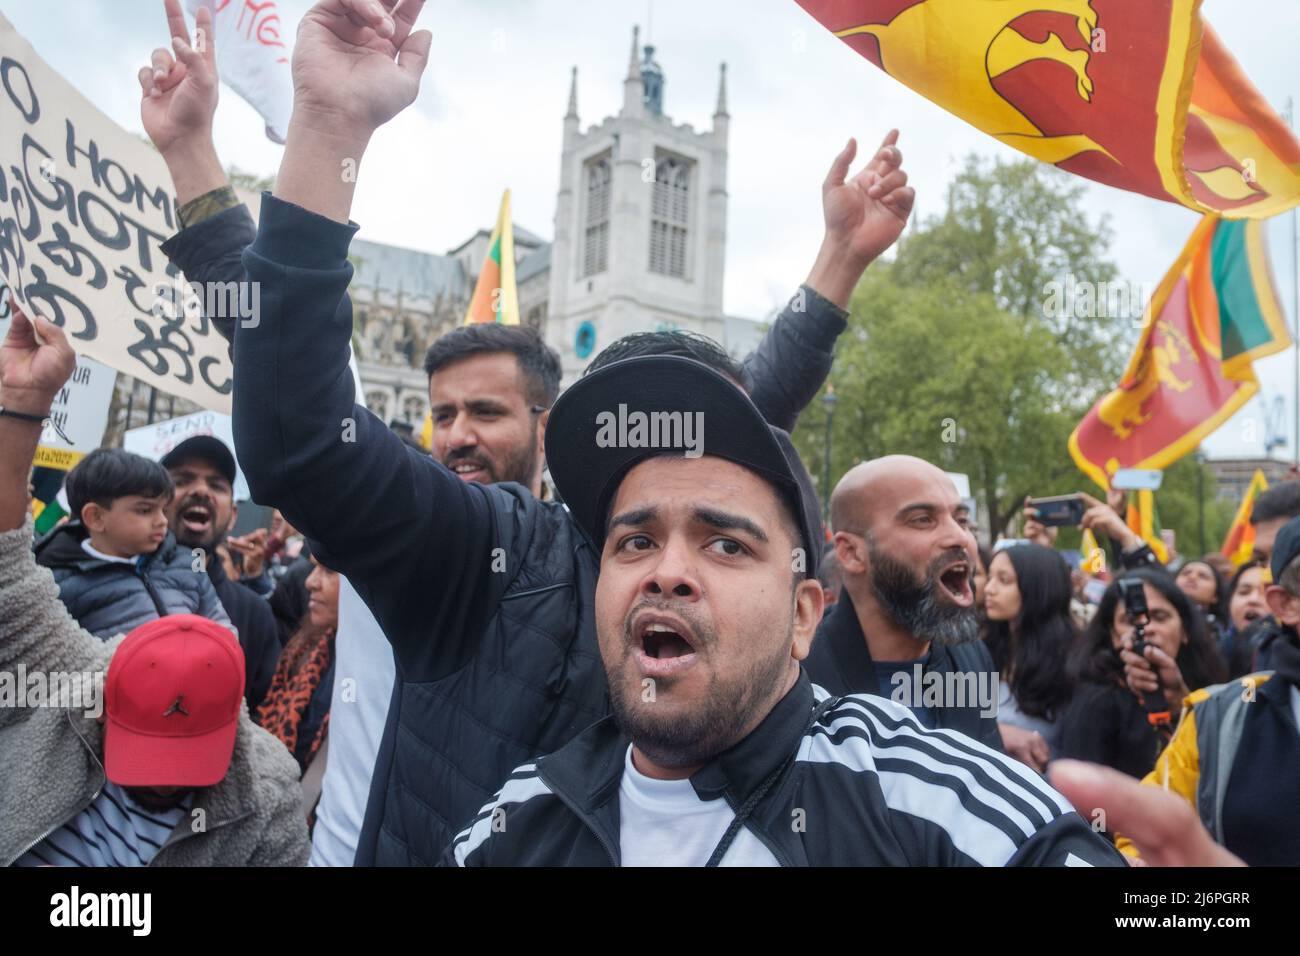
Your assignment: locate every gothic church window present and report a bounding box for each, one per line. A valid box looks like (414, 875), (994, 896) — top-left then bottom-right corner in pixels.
(650, 154), (691, 278)
(583, 155), (611, 277)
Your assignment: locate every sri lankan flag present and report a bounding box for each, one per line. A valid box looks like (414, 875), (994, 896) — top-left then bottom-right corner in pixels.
(1069, 216), (1290, 491)
(1221, 468), (1269, 566)
(463, 190), (520, 326)
(795, 1), (1300, 217)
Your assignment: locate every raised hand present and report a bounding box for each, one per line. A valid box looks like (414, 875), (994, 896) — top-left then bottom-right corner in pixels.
(1079, 491), (1140, 550)
(822, 130), (914, 264)
(291, 0), (433, 137)
(226, 528), (270, 579)
(139, 0), (226, 205)
(140, 0), (218, 158)
(806, 130), (916, 308)
(0, 304), (77, 414)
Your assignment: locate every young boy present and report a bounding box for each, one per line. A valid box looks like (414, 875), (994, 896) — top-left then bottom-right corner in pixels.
(34, 448), (232, 639)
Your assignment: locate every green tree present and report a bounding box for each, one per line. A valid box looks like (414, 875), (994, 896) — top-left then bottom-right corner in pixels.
(792, 153), (1229, 552)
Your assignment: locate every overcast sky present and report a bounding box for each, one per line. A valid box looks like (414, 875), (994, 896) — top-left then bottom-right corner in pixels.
(5, 0), (1299, 459)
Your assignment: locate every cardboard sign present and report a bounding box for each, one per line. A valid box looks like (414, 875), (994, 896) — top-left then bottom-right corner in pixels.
(0, 12), (234, 412)
(32, 352), (117, 470)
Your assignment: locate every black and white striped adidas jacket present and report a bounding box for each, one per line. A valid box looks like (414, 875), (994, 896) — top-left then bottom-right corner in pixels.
(445, 673), (1127, 866)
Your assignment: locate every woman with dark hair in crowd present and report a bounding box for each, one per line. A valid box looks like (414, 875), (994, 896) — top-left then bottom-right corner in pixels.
(1219, 560), (1271, 678)
(1058, 568), (1228, 777)
(256, 552), (339, 809)
(1174, 558), (1227, 641)
(983, 543), (1076, 770)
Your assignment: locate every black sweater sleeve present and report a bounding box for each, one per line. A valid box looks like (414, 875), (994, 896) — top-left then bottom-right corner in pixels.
(235, 194), (497, 681)
(159, 203), (258, 352)
(742, 284), (848, 432)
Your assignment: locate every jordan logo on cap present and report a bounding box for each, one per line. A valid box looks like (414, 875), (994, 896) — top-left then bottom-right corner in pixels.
(163, 695), (189, 718)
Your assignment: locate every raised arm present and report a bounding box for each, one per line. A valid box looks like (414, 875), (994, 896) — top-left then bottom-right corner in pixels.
(140, 0), (257, 351)
(0, 307), (102, 707)
(232, 1), (496, 674)
(745, 133), (914, 431)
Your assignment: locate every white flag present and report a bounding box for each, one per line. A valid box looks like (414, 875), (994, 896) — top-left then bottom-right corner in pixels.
(185, 0), (293, 144)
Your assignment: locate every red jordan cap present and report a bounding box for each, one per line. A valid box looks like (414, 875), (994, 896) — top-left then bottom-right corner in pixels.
(103, 615), (245, 788)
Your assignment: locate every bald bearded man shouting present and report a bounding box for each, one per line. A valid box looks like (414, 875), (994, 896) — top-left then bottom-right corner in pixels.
(804, 456), (1003, 751)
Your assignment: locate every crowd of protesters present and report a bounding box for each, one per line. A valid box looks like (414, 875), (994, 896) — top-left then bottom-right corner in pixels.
(0, 0), (1290, 867)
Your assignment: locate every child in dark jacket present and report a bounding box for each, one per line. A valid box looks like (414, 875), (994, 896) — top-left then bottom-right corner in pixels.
(34, 448), (232, 639)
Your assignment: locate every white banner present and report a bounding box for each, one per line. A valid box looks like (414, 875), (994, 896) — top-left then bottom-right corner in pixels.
(186, 0), (293, 143)
(0, 13), (234, 412)
(33, 353), (117, 471)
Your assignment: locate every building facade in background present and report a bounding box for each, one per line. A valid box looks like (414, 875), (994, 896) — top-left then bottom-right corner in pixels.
(39, 28), (764, 449)
(348, 26), (762, 426)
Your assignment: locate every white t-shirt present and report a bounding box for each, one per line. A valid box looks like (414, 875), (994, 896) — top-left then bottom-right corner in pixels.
(309, 575), (396, 867)
(618, 746), (779, 867)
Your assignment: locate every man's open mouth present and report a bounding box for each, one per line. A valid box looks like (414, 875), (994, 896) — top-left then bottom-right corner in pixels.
(180, 502), (213, 534)
(633, 614), (699, 677)
(937, 561), (974, 607)
(449, 460), (489, 481)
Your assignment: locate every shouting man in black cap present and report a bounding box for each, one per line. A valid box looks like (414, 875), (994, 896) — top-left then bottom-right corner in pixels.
(447, 356), (1127, 866)
(161, 436), (280, 710)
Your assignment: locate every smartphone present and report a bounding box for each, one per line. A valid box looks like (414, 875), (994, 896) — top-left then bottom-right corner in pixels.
(1026, 494), (1086, 527)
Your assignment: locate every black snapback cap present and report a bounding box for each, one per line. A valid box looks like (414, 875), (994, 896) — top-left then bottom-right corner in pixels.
(545, 355), (823, 576)
(159, 435), (237, 486)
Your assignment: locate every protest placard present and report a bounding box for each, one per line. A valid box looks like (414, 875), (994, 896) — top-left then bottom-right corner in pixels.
(32, 352), (117, 470)
(0, 11), (234, 413)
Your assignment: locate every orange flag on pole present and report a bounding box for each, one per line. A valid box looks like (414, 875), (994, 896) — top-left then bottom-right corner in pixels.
(463, 190), (520, 325)
(1221, 468), (1269, 566)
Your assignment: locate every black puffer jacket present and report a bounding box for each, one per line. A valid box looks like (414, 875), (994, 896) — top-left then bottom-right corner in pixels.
(34, 523), (231, 640)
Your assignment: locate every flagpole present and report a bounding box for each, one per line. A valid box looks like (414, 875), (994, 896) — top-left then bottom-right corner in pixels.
(1289, 97), (1299, 466)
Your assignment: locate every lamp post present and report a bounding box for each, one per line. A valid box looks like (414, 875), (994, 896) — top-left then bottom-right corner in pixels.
(822, 385), (838, 524)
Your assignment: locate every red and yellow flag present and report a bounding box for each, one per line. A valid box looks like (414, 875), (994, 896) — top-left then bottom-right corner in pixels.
(795, 1), (1300, 218)
(463, 190), (520, 326)
(1221, 468), (1269, 566)
(1069, 216), (1290, 490)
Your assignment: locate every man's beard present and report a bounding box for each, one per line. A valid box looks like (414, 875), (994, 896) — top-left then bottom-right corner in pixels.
(868, 541), (979, 647)
(443, 430), (539, 486)
(605, 602), (793, 770)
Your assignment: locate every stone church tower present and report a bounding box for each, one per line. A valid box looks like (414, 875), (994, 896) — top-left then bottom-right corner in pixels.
(546, 27), (733, 381)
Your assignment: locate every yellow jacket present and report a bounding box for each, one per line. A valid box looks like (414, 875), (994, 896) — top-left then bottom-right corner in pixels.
(1116, 674), (1272, 858)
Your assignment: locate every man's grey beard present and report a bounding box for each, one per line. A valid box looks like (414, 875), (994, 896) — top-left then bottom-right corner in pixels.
(605, 603), (794, 770)
(867, 540), (980, 647)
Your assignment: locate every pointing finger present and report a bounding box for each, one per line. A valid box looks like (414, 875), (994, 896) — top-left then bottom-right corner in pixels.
(824, 137), (857, 192)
